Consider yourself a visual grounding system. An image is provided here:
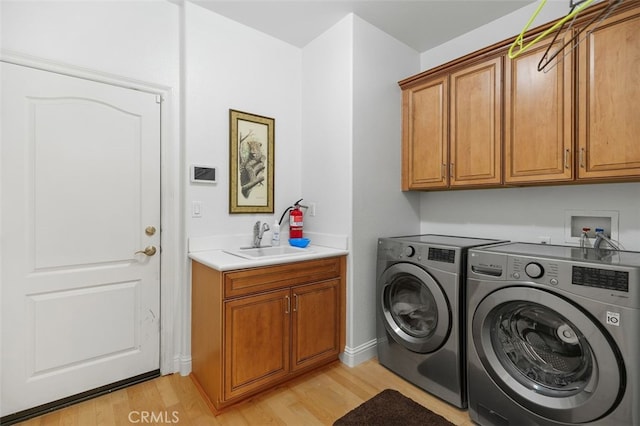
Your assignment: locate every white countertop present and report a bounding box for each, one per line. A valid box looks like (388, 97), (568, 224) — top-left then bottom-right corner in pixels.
(189, 244), (348, 271)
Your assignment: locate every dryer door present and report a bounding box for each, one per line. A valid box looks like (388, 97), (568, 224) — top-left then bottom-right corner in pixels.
(472, 287), (623, 424)
(379, 263), (450, 353)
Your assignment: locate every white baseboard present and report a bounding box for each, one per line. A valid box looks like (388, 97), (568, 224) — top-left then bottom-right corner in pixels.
(173, 355), (192, 376)
(175, 341), (374, 377)
(340, 338), (377, 367)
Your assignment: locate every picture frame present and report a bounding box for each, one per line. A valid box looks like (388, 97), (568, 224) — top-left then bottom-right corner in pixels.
(229, 109), (275, 213)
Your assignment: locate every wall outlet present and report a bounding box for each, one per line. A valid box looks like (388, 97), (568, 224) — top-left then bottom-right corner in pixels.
(539, 236), (551, 244)
(308, 202), (316, 217)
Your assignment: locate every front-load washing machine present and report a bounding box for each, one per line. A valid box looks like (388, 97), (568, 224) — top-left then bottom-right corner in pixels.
(376, 234), (505, 408)
(467, 242), (640, 426)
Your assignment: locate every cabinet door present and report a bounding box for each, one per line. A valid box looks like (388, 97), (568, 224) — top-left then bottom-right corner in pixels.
(450, 57), (502, 187)
(577, 7), (640, 179)
(291, 279), (340, 372)
(401, 76), (449, 190)
(505, 33), (573, 183)
(224, 289), (290, 401)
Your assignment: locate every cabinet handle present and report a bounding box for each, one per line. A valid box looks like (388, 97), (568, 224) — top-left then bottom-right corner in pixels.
(285, 295), (290, 314)
(450, 163), (454, 180)
(580, 148), (585, 168)
(441, 163), (446, 179)
(564, 149), (570, 169)
(293, 294), (299, 312)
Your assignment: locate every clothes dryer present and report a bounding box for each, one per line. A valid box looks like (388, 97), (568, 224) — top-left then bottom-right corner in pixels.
(376, 234), (505, 408)
(467, 242), (640, 426)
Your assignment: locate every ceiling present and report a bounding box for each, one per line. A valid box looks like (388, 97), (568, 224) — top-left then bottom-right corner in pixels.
(192, 0), (536, 52)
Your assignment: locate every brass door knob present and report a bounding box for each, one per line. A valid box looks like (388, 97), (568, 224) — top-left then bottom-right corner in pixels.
(145, 226), (157, 236)
(135, 246), (157, 256)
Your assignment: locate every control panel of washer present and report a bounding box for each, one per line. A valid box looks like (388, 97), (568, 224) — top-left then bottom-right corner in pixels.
(468, 244), (640, 308)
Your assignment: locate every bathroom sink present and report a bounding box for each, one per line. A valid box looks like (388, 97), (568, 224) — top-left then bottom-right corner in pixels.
(224, 246), (313, 259)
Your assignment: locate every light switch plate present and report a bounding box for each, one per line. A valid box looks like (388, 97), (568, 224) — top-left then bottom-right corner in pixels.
(192, 201), (202, 218)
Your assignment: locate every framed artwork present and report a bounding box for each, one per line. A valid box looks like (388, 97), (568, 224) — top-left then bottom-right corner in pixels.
(229, 109), (274, 213)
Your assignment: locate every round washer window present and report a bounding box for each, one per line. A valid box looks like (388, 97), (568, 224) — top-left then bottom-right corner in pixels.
(491, 302), (593, 396)
(471, 286), (623, 424)
(378, 263), (450, 354)
(387, 272), (438, 339)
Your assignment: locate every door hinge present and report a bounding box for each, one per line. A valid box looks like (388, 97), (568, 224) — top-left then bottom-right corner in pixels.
(155, 95), (164, 104)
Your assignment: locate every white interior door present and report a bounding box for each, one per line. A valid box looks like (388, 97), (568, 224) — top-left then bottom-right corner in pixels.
(0, 61), (161, 417)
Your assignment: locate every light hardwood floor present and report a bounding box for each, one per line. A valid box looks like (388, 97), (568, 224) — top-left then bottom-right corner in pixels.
(16, 359), (474, 425)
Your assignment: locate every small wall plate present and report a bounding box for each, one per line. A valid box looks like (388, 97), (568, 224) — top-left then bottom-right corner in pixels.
(190, 165), (217, 184)
(564, 209), (619, 245)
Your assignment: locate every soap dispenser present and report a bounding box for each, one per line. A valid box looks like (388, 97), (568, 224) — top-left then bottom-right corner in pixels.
(271, 220), (281, 246)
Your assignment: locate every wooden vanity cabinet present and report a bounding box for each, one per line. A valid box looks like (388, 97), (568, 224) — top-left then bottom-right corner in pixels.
(577, 6), (640, 180)
(191, 256), (346, 413)
(223, 287), (291, 401)
(290, 279), (341, 372)
(401, 55), (502, 190)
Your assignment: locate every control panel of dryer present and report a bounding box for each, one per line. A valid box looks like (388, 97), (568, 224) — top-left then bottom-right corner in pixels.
(377, 238), (461, 274)
(572, 266), (629, 292)
(511, 257), (560, 286)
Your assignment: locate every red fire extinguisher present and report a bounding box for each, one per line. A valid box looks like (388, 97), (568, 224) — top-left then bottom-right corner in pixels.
(289, 199), (304, 238)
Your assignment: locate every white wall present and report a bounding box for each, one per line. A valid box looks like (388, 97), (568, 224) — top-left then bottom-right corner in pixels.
(420, 1), (569, 69)
(418, 3), (640, 251)
(301, 14), (421, 365)
(301, 16), (357, 362)
(184, 2), (303, 241)
(0, 0), (179, 87)
(350, 15), (420, 363)
(420, 183), (640, 250)
(301, 16), (353, 240)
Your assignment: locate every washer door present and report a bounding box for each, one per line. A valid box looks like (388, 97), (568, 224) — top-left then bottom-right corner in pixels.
(472, 287), (624, 424)
(379, 263), (450, 353)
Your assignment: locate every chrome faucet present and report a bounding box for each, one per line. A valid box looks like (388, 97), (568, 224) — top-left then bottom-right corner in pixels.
(253, 221), (270, 248)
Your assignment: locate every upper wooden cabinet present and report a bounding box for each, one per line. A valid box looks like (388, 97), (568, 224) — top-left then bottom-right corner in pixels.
(401, 75), (448, 189)
(504, 32), (573, 184)
(401, 56), (502, 190)
(400, 1), (640, 191)
(577, 6), (640, 180)
(450, 57), (502, 187)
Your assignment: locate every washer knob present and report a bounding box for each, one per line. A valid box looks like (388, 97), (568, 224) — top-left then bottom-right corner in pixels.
(404, 246), (416, 257)
(525, 262), (544, 279)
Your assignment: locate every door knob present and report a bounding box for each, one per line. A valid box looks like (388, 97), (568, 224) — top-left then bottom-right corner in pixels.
(135, 246), (157, 256)
(145, 226), (157, 236)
